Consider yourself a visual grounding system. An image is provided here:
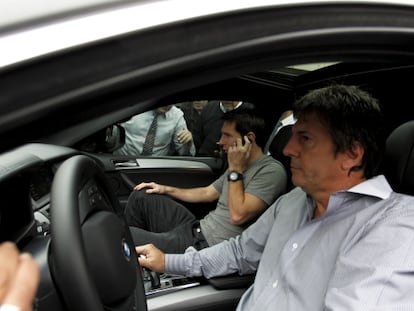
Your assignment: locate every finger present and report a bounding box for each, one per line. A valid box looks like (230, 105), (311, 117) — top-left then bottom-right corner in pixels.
(135, 244), (151, 257)
(137, 254), (148, 268)
(145, 185), (159, 194)
(177, 134), (184, 143)
(181, 133), (191, 143)
(3, 253), (39, 311)
(243, 136), (251, 146)
(0, 242), (20, 303)
(246, 140), (253, 152)
(134, 182), (147, 191)
(136, 245), (156, 269)
(135, 183), (157, 193)
(137, 257), (148, 269)
(178, 131), (191, 143)
(177, 129), (186, 138)
(136, 249), (148, 268)
(135, 246), (145, 256)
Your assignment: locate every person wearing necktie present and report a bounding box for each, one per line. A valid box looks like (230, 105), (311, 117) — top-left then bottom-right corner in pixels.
(113, 105), (195, 156)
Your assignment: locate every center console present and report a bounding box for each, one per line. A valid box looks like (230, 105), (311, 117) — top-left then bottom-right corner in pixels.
(143, 269), (202, 297)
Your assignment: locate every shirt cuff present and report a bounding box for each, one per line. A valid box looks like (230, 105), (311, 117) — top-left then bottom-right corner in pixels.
(165, 253), (187, 275)
(165, 246), (203, 277)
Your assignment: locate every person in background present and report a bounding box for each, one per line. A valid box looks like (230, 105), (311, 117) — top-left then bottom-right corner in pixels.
(125, 108), (287, 253)
(0, 242), (39, 311)
(179, 100), (208, 152)
(136, 84), (414, 310)
(112, 105), (196, 156)
(197, 100), (255, 156)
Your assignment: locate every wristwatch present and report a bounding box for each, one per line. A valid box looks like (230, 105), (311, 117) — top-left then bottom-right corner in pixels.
(228, 170), (244, 182)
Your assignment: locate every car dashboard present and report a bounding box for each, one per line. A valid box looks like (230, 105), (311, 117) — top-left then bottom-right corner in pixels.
(0, 143), (251, 311)
(0, 143), (79, 247)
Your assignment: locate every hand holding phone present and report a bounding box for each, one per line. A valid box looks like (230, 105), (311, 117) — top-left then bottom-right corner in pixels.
(242, 134), (253, 146)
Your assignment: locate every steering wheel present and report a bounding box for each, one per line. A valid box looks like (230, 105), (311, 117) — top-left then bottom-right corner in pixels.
(50, 155), (147, 311)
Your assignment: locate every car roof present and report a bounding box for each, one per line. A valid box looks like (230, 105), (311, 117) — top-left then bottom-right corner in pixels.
(1, 0), (414, 69)
(1, 0), (414, 153)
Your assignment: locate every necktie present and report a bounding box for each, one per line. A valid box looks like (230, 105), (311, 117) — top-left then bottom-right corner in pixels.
(141, 112), (159, 155)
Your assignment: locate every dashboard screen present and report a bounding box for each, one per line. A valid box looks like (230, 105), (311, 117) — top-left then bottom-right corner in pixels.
(0, 175), (34, 243)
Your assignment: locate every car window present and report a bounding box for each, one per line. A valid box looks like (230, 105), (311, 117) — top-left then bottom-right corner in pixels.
(85, 99), (254, 158)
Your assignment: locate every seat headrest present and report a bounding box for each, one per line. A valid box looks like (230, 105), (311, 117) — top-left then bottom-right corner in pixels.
(268, 124), (293, 190)
(384, 120), (414, 195)
(268, 125), (292, 160)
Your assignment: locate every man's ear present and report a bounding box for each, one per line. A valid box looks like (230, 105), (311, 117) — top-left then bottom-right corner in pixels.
(246, 132), (256, 143)
(342, 142), (364, 170)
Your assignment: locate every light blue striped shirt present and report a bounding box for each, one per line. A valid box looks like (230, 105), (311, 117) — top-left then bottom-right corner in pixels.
(114, 106), (195, 156)
(166, 175), (414, 310)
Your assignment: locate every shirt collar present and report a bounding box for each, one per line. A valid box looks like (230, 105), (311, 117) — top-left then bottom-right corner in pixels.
(306, 175), (393, 219)
(346, 175), (393, 199)
(154, 109), (168, 119)
(219, 101), (243, 113)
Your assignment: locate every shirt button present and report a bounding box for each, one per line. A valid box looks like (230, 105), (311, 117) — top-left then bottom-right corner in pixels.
(292, 243), (298, 251)
(272, 280), (278, 288)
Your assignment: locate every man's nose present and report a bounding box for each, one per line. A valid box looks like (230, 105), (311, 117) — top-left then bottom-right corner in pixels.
(282, 137), (294, 157)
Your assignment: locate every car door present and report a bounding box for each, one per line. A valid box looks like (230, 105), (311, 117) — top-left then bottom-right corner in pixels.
(79, 99), (230, 216)
(89, 152), (225, 217)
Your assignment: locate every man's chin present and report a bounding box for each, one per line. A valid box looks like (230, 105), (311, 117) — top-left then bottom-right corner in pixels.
(290, 173), (302, 187)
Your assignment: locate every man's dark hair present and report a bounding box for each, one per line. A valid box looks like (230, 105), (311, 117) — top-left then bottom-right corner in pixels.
(222, 107), (266, 148)
(293, 84), (386, 178)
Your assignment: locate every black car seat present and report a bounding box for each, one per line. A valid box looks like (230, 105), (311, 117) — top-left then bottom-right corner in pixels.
(267, 124), (294, 190)
(384, 120), (414, 195)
